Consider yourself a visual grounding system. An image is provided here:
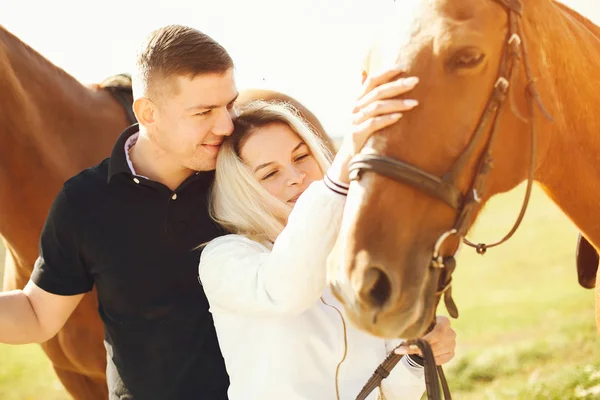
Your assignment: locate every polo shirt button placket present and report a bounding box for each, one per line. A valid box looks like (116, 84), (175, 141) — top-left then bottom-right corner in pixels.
(133, 177), (140, 184)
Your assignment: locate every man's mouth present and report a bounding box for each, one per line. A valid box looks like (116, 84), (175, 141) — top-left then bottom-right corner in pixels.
(202, 142), (222, 152)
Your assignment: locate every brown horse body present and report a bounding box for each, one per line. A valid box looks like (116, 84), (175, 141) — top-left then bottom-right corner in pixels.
(1, 26), (130, 399)
(0, 25), (332, 399)
(327, 0), (600, 339)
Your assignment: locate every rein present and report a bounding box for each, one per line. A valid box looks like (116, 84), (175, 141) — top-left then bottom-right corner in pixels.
(355, 336), (450, 400)
(352, 0), (553, 398)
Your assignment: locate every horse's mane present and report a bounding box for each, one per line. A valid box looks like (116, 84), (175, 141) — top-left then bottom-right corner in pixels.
(552, 1), (600, 40)
(0, 25), (81, 85)
(99, 73), (133, 89)
(0, 25), (133, 93)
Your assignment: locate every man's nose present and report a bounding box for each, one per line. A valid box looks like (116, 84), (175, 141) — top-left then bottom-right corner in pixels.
(213, 108), (235, 137)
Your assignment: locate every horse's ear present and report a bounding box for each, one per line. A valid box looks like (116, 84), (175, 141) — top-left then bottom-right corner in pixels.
(576, 233), (598, 289)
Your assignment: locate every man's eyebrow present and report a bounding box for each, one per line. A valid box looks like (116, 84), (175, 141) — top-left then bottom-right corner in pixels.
(186, 93), (239, 111)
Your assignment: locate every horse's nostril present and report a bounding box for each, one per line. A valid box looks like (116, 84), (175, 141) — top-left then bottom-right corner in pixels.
(359, 267), (392, 309)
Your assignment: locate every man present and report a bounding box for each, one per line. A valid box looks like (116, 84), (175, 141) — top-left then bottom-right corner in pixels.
(0, 25), (235, 399)
(0, 23), (435, 400)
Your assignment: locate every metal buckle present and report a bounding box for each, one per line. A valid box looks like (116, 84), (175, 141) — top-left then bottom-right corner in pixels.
(432, 229), (458, 268)
(494, 77), (510, 92)
(348, 168), (361, 182)
(472, 188), (481, 203)
(508, 33), (521, 47)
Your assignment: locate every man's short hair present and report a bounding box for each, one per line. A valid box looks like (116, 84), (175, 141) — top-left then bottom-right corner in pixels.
(133, 24), (233, 97)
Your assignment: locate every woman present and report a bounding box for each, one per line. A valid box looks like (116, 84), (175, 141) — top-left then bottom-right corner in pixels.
(199, 68), (456, 400)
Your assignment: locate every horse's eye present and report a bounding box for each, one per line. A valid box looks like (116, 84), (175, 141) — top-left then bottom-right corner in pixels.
(449, 48), (486, 69)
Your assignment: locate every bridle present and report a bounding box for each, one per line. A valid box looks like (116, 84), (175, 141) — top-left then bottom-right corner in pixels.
(352, 0), (553, 399)
(349, 0), (552, 320)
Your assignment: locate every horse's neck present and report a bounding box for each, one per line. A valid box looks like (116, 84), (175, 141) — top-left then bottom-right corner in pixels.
(0, 28), (125, 267)
(528, 2), (600, 247)
(0, 28), (123, 178)
(553, 1), (600, 39)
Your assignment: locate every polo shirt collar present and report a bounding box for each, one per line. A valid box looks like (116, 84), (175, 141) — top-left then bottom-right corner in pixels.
(107, 123), (140, 183)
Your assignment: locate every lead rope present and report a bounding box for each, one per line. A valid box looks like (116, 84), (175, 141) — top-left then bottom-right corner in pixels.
(321, 295), (390, 400)
(355, 339), (449, 400)
(355, 320), (451, 400)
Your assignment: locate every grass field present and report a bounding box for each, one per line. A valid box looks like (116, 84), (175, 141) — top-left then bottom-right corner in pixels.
(0, 182), (598, 399)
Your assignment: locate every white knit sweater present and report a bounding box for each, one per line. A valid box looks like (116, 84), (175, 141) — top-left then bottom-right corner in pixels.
(199, 180), (425, 400)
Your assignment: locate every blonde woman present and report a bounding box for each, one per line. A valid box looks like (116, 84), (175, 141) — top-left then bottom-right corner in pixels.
(199, 68), (456, 400)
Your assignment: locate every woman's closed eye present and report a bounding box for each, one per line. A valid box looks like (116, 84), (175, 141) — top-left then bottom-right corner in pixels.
(261, 169), (279, 181)
(294, 153), (310, 163)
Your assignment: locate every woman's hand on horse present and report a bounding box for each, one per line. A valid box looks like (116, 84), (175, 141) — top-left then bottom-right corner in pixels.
(329, 64), (419, 184)
(350, 65), (419, 154)
(395, 316), (457, 366)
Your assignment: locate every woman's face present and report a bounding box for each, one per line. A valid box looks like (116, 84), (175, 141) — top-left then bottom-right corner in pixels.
(240, 122), (323, 215)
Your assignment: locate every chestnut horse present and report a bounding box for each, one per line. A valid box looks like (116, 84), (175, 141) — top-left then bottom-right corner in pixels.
(0, 25), (333, 399)
(327, 0), (600, 339)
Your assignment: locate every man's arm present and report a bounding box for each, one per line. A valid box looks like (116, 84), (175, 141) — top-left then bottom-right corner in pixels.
(5, 183), (94, 345)
(0, 280), (83, 344)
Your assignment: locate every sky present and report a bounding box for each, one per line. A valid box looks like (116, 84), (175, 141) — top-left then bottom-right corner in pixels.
(1, 0), (598, 137)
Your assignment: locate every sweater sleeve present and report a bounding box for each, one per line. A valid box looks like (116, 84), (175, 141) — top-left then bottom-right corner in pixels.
(379, 339), (426, 399)
(199, 180), (345, 317)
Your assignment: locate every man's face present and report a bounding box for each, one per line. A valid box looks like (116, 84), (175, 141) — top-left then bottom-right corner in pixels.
(150, 68), (238, 172)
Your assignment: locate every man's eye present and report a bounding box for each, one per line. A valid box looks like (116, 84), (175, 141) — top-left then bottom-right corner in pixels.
(195, 110), (211, 116)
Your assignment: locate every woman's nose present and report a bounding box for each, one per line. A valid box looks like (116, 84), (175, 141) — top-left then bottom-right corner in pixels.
(287, 167), (306, 186)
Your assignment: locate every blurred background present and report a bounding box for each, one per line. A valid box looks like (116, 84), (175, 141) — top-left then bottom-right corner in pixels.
(1, 0), (600, 398)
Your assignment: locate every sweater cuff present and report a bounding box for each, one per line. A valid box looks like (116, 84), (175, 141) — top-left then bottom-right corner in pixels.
(405, 354), (425, 369)
(323, 171), (349, 196)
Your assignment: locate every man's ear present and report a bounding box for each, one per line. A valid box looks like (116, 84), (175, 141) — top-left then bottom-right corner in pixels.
(133, 97), (156, 126)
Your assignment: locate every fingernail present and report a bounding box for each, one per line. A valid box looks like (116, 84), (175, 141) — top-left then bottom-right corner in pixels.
(403, 77), (419, 86)
(403, 99), (419, 107)
(391, 113), (403, 119)
(395, 347), (408, 355)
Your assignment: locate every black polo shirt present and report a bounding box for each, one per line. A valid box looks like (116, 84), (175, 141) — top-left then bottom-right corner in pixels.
(31, 124), (229, 399)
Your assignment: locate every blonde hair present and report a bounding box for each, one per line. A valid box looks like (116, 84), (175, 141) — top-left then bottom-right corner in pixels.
(210, 100), (333, 242)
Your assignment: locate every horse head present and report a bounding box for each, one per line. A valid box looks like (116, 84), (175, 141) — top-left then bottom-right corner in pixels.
(328, 0), (551, 338)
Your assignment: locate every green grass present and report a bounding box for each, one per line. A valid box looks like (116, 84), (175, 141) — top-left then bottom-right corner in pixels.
(1, 183), (599, 399)
(0, 240), (69, 399)
(0, 344), (69, 400)
(439, 184), (600, 399)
